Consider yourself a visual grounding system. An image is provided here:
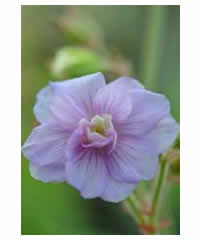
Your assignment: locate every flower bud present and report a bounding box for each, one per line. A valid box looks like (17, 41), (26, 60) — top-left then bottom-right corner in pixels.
(170, 155), (180, 176)
(173, 133), (180, 149)
(50, 47), (107, 79)
(167, 149), (180, 183)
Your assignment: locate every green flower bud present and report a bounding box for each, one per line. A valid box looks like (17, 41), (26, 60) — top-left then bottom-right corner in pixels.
(173, 133), (180, 149)
(167, 149), (180, 182)
(50, 47), (107, 79)
(170, 157), (180, 175)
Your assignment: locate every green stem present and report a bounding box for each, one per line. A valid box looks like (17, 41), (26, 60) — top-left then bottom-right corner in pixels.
(125, 194), (145, 225)
(123, 154), (170, 234)
(150, 155), (169, 230)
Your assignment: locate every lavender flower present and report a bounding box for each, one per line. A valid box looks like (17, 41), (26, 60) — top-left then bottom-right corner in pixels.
(22, 73), (178, 202)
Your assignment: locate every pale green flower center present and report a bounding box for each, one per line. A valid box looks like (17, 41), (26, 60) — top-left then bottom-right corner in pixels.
(90, 114), (113, 136)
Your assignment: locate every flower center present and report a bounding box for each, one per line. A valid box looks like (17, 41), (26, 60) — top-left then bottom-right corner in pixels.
(79, 114), (117, 152)
(90, 114), (113, 136)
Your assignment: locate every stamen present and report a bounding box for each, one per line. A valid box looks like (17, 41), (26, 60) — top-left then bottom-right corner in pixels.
(91, 115), (105, 134)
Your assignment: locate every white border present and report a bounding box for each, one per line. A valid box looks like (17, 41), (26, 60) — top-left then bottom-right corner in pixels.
(0, 1), (21, 240)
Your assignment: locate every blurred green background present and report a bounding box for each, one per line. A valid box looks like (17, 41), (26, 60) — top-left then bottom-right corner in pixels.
(21, 5), (180, 235)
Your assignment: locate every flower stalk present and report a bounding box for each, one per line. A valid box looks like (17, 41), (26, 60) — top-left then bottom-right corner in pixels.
(125, 194), (145, 226)
(124, 153), (171, 235)
(149, 154), (169, 232)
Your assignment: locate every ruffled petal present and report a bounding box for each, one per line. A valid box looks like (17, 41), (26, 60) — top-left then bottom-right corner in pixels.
(101, 176), (136, 203)
(33, 85), (53, 123)
(22, 124), (70, 166)
(107, 135), (159, 182)
(66, 125), (136, 202)
(29, 162), (66, 183)
(50, 72), (106, 118)
(110, 76), (144, 90)
(93, 80), (133, 124)
(33, 85), (86, 129)
(48, 94), (86, 129)
(117, 89), (170, 137)
(34, 72), (105, 125)
(151, 115), (179, 154)
(66, 127), (107, 199)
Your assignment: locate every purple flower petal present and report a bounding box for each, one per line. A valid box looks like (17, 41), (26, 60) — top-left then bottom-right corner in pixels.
(101, 176), (137, 203)
(66, 125), (136, 202)
(107, 135), (159, 182)
(33, 85), (53, 123)
(117, 89), (170, 137)
(48, 94), (86, 129)
(66, 151), (107, 199)
(22, 124), (70, 166)
(33, 84), (86, 129)
(50, 72), (106, 118)
(110, 76), (144, 90)
(34, 72), (105, 126)
(93, 81), (133, 124)
(29, 162), (66, 183)
(66, 126), (108, 198)
(151, 115), (179, 154)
